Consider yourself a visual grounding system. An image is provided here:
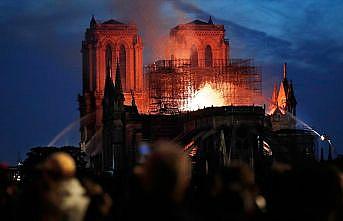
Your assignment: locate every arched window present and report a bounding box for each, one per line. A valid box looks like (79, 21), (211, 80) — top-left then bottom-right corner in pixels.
(190, 45), (198, 67)
(205, 45), (213, 67)
(105, 45), (112, 76)
(119, 45), (126, 90)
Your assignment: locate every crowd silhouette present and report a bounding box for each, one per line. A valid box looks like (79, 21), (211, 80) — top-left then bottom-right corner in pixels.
(0, 141), (342, 221)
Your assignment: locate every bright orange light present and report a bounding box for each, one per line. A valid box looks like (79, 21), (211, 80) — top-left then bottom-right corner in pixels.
(184, 83), (226, 111)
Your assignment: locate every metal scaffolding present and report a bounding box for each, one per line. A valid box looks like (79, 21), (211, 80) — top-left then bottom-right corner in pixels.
(144, 58), (262, 114)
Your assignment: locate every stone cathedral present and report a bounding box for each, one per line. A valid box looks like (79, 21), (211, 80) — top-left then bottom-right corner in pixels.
(78, 16), (315, 175)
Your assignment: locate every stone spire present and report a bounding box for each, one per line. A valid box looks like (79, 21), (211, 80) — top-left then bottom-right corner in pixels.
(277, 63), (291, 112)
(102, 60), (125, 175)
(271, 63), (297, 130)
(130, 89), (138, 113)
(114, 60), (125, 108)
(90, 15), (97, 28)
(103, 64), (115, 106)
(130, 89), (136, 107)
(208, 16), (214, 24)
(281, 62), (289, 93)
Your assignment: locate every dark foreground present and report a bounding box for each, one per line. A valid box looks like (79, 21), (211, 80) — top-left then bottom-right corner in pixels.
(1, 143), (342, 221)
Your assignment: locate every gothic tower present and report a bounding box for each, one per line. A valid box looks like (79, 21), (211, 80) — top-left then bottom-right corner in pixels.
(165, 17), (230, 67)
(79, 16), (143, 151)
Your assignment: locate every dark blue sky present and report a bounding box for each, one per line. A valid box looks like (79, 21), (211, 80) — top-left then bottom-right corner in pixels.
(1, 0), (342, 164)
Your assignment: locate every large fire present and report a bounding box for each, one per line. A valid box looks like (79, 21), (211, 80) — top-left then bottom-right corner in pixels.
(183, 83), (226, 111)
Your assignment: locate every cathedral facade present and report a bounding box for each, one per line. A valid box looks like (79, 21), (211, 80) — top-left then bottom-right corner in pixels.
(78, 17), (316, 175)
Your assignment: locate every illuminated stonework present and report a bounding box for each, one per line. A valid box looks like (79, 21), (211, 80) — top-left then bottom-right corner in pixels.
(78, 17), (144, 147)
(79, 17), (262, 148)
(78, 17), (313, 174)
(144, 18), (262, 113)
(165, 18), (229, 66)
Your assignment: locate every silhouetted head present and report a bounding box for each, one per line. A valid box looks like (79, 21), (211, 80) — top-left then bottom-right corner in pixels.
(135, 140), (191, 202)
(289, 164), (342, 221)
(270, 163), (343, 221)
(40, 152), (76, 179)
(207, 162), (259, 221)
(212, 162), (255, 195)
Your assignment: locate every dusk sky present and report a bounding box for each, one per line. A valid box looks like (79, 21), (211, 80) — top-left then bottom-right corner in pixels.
(1, 0), (343, 164)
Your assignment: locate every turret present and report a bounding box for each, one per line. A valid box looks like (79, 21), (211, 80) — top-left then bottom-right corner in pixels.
(103, 46), (115, 112)
(281, 62), (289, 94)
(208, 16), (214, 25)
(103, 76), (115, 103)
(102, 61), (125, 175)
(130, 89), (138, 113)
(90, 15), (97, 28)
(114, 61), (125, 110)
(103, 64), (115, 113)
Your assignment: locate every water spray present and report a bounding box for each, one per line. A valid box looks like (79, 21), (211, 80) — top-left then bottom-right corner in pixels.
(48, 112), (95, 147)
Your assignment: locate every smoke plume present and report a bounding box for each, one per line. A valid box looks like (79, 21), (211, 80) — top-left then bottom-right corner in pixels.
(110, 0), (188, 63)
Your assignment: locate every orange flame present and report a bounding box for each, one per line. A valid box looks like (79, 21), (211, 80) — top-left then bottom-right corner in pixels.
(183, 83), (226, 111)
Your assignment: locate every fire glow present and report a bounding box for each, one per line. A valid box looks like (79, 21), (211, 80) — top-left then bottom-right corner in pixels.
(184, 83), (226, 111)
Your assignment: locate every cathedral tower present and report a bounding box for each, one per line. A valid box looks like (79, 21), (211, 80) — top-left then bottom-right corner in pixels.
(79, 16), (143, 149)
(165, 17), (230, 67)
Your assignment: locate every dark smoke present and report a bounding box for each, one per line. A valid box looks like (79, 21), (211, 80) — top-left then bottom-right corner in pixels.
(109, 0), (188, 63)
